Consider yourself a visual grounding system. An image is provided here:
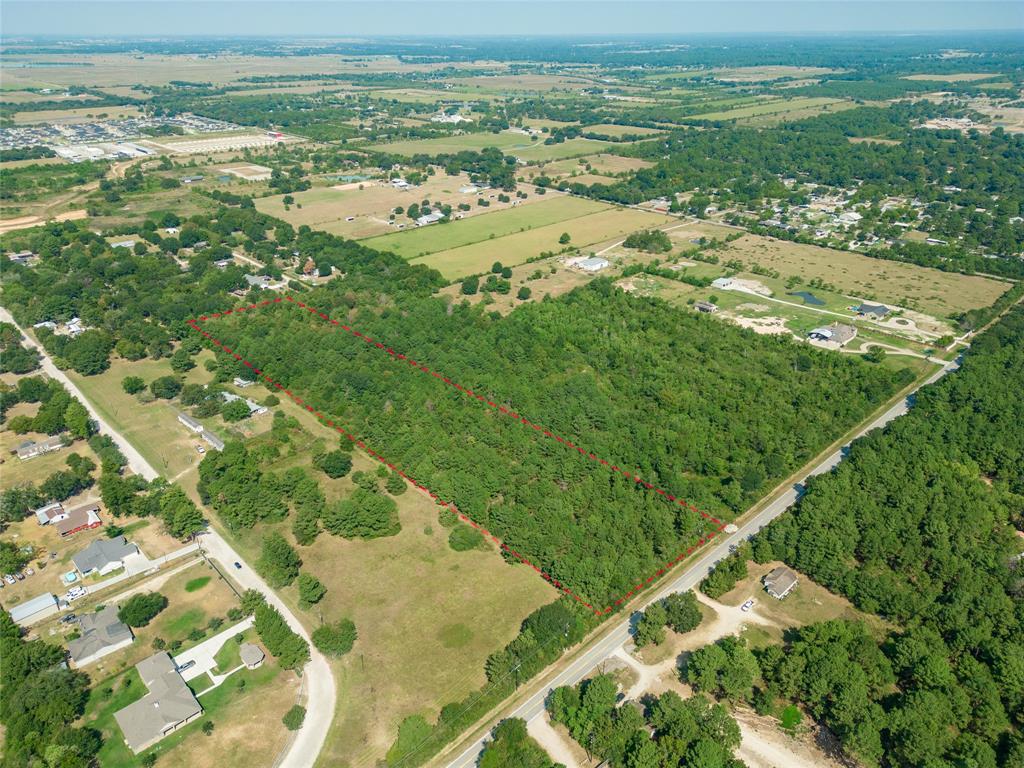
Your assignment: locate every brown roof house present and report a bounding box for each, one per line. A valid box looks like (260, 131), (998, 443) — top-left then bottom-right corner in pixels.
(68, 606), (134, 667)
(114, 652), (202, 753)
(763, 566), (799, 600)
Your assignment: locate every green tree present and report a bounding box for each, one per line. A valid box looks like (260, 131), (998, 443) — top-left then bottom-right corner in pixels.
(460, 275), (479, 295)
(297, 572), (326, 608)
(63, 400), (92, 439)
(282, 705), (306, 731)
(118, 592), (169, 627)
(384, 471), (407, 495)
(322, 489), (399, 539)
(663, 591), (702, 634)
(311, 618), (357, 657)
(314, 450), (352, 479)
(169, 348), (195, 373)
(517, 286), (532, 300)
(221, 399), (250, 422)
(159, 487), (205, 539)
(0, 540), (30, 574)
(257, 532), (301, 588)
(558, 232), (571, 245)
(634, 601), (668, 647)
(121, 375), (145, 394)
(149, 376), (182, 399)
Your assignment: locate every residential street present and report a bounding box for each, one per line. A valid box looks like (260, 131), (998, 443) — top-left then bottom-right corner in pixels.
(441, 357), (961, 768)
(0, 307), (337, 768)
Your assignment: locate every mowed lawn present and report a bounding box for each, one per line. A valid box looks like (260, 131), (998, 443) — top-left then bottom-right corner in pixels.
(362, 195), (608, 259)
(713, 234), (1009, 317)
(411, 206), (676, 279)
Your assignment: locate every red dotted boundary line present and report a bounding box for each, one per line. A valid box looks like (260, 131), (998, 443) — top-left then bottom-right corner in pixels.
(187, 296), (726, 615)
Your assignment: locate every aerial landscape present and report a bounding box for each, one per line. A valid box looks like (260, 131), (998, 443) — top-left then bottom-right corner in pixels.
(0, 1), (1022, 767)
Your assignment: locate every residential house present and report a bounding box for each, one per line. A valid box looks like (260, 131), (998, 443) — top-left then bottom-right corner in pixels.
(243, 274), (277, 290)
(763, 566), (799, 600)
(68, 606), (134, 667)
(111, 239), (137, 250)
(55, 503), (103, 538)
(34, 501), (67, 525)
(16, 435), (65, 461)
(232, 377), (254, 388)
(177, 412), (204, 433)
(414, 211), (446, 227)
(695, 301), (719, 314)
(10, 593), (59, 627)
(854, 303), (891, 319)
(114, 652), (203, 753)
(201, 430), (225, 452)
(72, 536), (139, 577)
(220, 392), (268, 416)
(7, 250), (36, 266)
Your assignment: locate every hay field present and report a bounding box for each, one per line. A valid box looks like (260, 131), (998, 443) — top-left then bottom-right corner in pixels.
(12, 104), (141, 124)
(370, 131), (615, 161)
(411, 206), (675, 279)
(583, 124), (667, 137)
(712, 66), (839, 82)
(363, 195), (607, 259)
(903, 72), (1001, 82)
(715, 234), (1009, 317)
(688, 97), (845, 122)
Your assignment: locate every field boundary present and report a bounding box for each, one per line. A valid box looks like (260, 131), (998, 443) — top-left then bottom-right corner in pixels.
(188, 296), (725, 616)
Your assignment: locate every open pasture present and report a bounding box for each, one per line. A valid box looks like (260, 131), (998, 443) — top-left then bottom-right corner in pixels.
(711, 66), (840, 82)
(411, 206), (675, 279)
(255, 173), (549, 239)
(687, 96), (846, 122)
(902, 72), (1001, 82)
(369, 130), (615, 161)
(12, 104), (142, 124)
(709, 234), (1009, 318)
(583, 123), (666, 137)
(362, 194), (607, 259)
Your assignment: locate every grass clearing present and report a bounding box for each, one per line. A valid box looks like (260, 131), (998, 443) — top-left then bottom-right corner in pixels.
(369, 131), (615, 161)
(583, 123), (666, 137)
(362, 195), (608, 259)
(411, 206), (675, 279)
(902, 72), (1001, 82)
(688, 97), (845, 122)
(12, 104), (142, 124)
(710, 234), (1009, 317)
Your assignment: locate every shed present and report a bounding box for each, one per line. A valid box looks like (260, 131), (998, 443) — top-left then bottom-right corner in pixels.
(10, 592), (59, 626)
(577, 257), (609, 272)
(177, 412), (203, 433)
(239, 643), (265, 669)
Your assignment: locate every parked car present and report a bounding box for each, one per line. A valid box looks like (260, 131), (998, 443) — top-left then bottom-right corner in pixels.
(25, 568), (34, 577)
(741, 599), (755, 612)
(60, 613), (77, 624)
(233, 562), (242, 570)
(3, 574), (15, 585)
(195, 444), (206, 454)
(14, 572), (24, 581)
(176, 660), (196, 673)
(66, 586), (87, 601)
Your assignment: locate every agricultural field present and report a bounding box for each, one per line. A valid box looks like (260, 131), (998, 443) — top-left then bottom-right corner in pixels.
(369, 130), (615, 161)
(11, 104), (142, 124)
(255, 173), (549, 239)
(523, 153), (655, 179)
(710, 65), (840, 82)
(362, 194), (607, 260)
(583, 123), (666, 137)
(902, 72), (1001, 82)
(702, 233), (1010, 318)
(411, 205), (675, 279)
(687, 96), (848, 122)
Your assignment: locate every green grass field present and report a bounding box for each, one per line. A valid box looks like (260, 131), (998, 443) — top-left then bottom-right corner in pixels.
(687, 96), (845, 121)
(362, 195), (608, 259)
(368, 131), (615, 161)
(411, 206), (675, 279)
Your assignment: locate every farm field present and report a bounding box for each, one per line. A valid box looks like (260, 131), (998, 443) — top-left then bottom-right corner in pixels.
(584, 123), (666, 137)
(12, 104), (142, 124)
(411, 206), (675, 279)
(711, 65), (840, 81)
(687, 96), (846, 121)
(369, 130), (615, 161)
(524, 152), (655, 178)
(705, 233), (1010, 318)
(902, 72), (1000, 82)
(214, 424), (556, 768)
(254, 173), (549, 239)
(362, 195), (608, 259)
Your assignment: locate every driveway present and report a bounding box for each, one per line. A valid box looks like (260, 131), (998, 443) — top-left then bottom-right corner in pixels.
(173, 616), (255, 683)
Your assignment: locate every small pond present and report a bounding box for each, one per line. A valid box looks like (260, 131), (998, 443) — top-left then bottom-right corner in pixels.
(787, 290), (826, 306)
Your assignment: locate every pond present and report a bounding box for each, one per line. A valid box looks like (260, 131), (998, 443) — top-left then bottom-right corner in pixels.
(787, 290), (826, 306)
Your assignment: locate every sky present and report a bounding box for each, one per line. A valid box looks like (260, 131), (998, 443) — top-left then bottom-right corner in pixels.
(2, 1), (1022, 37)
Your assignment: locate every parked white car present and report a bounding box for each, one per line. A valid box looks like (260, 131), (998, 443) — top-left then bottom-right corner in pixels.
(66, 586), (87, 601)
(741, 598), (755, 612)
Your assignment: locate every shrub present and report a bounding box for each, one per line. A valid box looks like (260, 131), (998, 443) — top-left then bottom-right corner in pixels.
(257, 532), (301, 588)
(314, 449), (352, 479)
(282, 705), (306, 731)
(149, 376), (182, 399)
(121, 376), (145, 394)
(221, 398), (250, 422)
(297, 572), (327, 608)
(448, 525), (485, 552)
(118, 592), (168, 627)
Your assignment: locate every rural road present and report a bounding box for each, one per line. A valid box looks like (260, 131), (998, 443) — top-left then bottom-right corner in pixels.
(441, 356), (961, 768)
(0, 306), (337, 768)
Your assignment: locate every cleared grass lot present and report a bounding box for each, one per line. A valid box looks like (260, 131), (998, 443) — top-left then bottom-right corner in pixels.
(709, 233), (1009, 318)
(362, 195), (608, 259)
(687, 96), (845, 121)
(369, 131), (615, 161)
(411, 206), (675, 279)
(11, 104), (142, 124)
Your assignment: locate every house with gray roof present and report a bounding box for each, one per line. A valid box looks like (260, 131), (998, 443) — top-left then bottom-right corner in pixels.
(72, 537), (139, 577)
(68, 605), (133, 667)
(763, 566), (799, 600)
(114, 652), (203, 753)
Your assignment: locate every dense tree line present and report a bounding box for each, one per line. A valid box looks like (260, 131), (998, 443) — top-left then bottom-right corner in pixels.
(0, 610), (101, 768)
(205, 277), (910, 607)
(0, 322), (40, 374)
(746, 305), (1024, 766)
(549, 674), (745, 768)
(478, 718), (563, 768)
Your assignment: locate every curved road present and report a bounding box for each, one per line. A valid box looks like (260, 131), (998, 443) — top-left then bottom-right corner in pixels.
(0, 307), (336, 768)
(442, 357), (960, 768)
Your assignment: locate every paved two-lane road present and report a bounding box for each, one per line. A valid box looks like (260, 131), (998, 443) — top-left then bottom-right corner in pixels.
(443, 357), (960, 768)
